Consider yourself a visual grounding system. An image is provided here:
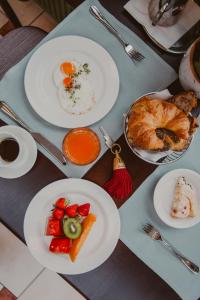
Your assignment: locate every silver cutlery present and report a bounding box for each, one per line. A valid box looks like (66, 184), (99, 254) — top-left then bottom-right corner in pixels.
(99, 126), (114, 149)
(149, 0), (188, 27)
(143, 223), (199, 274)
(90, 5), (145, 62)
(0, 101), (67, 166)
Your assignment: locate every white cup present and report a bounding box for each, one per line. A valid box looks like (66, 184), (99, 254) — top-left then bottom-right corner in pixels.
(179, 37), (200, 98)
(0, 132), (21, 167)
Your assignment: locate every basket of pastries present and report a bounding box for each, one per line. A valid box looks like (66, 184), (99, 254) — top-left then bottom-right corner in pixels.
(124, 90), (199, 165)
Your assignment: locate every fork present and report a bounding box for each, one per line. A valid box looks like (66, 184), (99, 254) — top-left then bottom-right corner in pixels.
(90, 6), (145, 62)
(143, 223), (199, 274)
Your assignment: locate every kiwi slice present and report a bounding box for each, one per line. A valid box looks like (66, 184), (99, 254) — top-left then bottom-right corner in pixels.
(63, 218), (82, 239)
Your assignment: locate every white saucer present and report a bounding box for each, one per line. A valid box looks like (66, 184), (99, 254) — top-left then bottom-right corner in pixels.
(154, 169), (200, 229)
(0, 125), (37, 179)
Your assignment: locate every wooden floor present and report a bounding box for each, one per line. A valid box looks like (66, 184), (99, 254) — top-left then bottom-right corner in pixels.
(0, 0), (58, 35)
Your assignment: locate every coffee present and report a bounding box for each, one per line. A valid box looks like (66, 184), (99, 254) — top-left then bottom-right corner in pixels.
(0, 138), (19, 163)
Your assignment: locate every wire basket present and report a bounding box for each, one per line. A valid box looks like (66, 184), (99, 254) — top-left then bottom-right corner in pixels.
(123, 91), (195, 166)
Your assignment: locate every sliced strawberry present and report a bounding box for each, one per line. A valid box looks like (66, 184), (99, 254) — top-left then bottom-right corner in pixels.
(65, 204), (78, 217)
(49, 237), (71, 254)
(78, 203), (90, 216)
(46, 217), (63, 236)
(55, 198), (68, 209)
(52, 208), (65, 220)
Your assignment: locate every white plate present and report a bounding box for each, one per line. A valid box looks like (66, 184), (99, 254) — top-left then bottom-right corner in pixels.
(24, 178), (120, 274)
(0, 125), (37, 179)
(24, 36), (119, 128)
(154, 169), (200, 229)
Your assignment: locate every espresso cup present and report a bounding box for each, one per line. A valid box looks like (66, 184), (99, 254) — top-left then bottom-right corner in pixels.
(0, 132), (21, 167)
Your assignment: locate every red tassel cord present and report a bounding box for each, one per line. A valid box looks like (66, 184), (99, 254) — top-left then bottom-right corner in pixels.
(103, 152), (133, 200)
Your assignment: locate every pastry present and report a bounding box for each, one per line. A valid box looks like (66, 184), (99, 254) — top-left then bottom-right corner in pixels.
(171, 177), (198, 218)
(168, 91), (197, 115)
(127, 96), (198, 151)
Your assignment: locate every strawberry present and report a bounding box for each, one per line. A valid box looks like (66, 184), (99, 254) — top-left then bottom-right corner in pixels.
(77, 203), (90, 216)
(55, 197), (68, 209)
(65, 204), (78, 217)
(53, 208), (65, 220)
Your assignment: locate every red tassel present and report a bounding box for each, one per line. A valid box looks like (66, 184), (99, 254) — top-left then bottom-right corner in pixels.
(103, 152), (133, 200)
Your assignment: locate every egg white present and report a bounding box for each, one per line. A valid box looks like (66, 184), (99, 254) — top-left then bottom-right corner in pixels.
(53, 61), (96, 115)
(53, 66), (65, 87)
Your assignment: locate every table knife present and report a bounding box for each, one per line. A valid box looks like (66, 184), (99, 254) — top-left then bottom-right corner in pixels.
(0, 101), (67, 165)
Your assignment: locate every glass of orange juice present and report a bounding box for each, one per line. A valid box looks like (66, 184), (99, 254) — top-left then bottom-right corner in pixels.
(62, 128), (101, 165)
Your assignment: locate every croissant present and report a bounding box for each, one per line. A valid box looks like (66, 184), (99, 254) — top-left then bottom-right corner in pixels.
(127, 97), (197, 151)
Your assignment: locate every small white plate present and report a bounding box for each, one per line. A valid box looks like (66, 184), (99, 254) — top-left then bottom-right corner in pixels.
(0, 125), (37, 179)
(24, 178), (120, 274)
(24, 36), (119, 128)
(154, 169), (200, 229)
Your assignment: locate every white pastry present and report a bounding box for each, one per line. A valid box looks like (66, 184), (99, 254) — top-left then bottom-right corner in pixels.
(171, 176), (198, 218)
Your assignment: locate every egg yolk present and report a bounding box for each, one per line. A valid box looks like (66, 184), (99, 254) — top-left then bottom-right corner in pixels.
(63, 77), (73, 88)
(60, 62), (76, 75)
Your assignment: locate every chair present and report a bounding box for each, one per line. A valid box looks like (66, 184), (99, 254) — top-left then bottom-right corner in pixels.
(0, 0), (21, 27)
(0, 26), (47, 79)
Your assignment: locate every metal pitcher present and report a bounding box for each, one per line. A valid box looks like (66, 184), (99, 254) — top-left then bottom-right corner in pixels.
(148, 0), (188, 27)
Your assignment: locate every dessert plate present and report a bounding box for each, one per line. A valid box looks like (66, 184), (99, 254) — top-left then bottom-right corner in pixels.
(154, 169), (200, 229)
(24, 178), (120, 274)
(24, 36), (119, 128)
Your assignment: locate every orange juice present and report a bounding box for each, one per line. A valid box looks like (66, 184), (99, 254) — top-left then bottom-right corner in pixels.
(62, 128), (101, 165)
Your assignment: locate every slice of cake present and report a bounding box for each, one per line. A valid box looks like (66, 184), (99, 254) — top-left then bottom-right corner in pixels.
(171, 176), (198, 218)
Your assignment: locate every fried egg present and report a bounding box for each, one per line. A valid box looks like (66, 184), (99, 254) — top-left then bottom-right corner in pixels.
(53, 60), (96, 115)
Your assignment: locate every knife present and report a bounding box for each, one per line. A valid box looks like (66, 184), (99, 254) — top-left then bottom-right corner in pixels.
(0, 101), (67, 165)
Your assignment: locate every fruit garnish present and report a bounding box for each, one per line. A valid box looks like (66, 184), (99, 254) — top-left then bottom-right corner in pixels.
(66, 204), (78, 217)
(69, 214), (96, 262)
(77, 203), (90, 216)
(55, 197), (68, 209)
(46, 197), (96, 260)
(53, 208), (65, 220)
(46, 217), (63, 236)
(63, 218), (82, 239)
(49, 237), (71, 254)
(75, 215), (83, 223)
